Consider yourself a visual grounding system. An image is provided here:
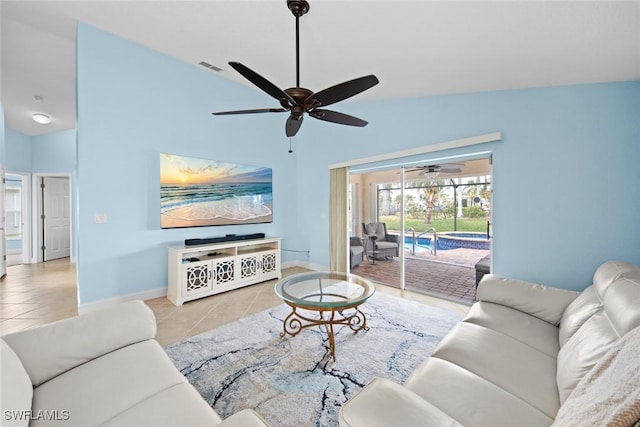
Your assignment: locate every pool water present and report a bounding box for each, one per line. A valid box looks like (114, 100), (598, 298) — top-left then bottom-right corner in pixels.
(403, 233), (490, 252)
(445, 232), (489, 240)
(403, 236), (447, 252)
(438, 233), (490, 250)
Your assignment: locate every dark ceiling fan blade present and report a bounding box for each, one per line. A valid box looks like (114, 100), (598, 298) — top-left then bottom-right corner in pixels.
(212, 108), (287, 116)
(285, 114), (304, 137)
(305, 75), (379, 108)
(229, 62), (295, 106)
(309, 109), (368, 127)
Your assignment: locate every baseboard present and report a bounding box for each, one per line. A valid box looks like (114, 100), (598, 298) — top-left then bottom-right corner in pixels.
(78, 261), (327, 314)
(281, 260), (327, 271)
(6, 251), (23, 267)
(78, 287), (167, 314)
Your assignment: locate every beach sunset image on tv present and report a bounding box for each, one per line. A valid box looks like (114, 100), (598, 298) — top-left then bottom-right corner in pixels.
(160, 153), (273, 228)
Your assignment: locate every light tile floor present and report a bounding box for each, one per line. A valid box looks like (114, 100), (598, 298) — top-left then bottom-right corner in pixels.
(1, 258), (469, 346)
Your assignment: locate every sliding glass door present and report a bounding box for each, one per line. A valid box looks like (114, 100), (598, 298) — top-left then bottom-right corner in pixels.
(348, 156), (493, 305)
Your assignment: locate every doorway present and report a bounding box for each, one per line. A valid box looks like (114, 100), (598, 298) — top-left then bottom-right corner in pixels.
(4, 173), (30, 266)
(348, 156), (492, 305)
(34, 175), (72, 262)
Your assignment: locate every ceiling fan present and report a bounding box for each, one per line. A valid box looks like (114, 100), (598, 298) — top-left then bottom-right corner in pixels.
(212, 0), (379, 138)
(406, 163), (464, 177)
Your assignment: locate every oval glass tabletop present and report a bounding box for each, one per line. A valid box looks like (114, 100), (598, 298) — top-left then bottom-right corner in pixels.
(274, 271), (375, 309)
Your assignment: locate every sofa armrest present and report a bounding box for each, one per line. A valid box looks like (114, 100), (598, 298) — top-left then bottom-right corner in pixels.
(2, 300), (156, 387)
(339, 378), (463, 427)
(477, 274), (580, 325)
(350, 237), (362, 247)
(217, 409), (270, 427)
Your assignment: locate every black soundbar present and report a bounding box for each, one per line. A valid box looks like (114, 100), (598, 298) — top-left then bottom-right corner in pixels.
(185, 233), (266, 246)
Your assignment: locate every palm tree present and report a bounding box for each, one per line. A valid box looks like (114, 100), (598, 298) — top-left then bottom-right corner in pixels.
(420, 179), (444, 224)
(464, 180), (478, 205)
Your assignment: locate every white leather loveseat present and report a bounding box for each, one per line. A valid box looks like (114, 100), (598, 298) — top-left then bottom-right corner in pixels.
(339, 260), (640, 426)
(1, 300), (269, 427)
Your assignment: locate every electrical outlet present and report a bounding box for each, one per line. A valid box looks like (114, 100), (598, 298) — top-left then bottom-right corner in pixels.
(94, 213), (107, 224)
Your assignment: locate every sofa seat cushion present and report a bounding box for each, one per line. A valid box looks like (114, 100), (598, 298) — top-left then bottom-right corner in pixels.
(30, 340), (219, 427)
(405, 358), (554, 427)
(464, 302), (560, 358)
(407, 322), (560, 419)
(350, 245), (364, 256)
(102, 383), (222, 427)
(339, 377), (463, 427)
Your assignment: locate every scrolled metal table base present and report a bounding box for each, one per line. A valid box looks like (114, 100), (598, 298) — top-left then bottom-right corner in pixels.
(280, 302), (369, 361)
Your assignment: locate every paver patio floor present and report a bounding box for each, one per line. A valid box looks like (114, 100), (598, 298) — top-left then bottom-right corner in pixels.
(352, 247), (490, 305)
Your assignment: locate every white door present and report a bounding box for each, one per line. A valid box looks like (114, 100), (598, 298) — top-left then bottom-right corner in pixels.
(43, 177), (71, 261)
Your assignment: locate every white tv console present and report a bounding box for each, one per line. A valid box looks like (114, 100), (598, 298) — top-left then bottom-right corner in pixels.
(167, 237), (281, 306)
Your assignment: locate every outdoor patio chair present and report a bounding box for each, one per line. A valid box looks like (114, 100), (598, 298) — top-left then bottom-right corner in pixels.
(350, 237), (365, 269)
(362, 222), (400, 260)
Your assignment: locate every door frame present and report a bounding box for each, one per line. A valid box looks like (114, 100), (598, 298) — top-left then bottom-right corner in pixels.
(340, 132), (499, 294)
(5, 171), (31, 265)
(31, 173), (73, 264)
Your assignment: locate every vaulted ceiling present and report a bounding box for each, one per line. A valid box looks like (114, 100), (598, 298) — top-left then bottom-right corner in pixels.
(2, 1), (639, 136)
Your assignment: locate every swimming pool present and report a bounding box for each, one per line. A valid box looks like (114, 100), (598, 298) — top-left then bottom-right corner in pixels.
(438, 232), (490, 250)
(403, 232), (490, 252)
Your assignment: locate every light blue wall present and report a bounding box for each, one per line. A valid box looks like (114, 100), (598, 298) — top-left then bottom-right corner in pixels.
(76, 23), (298, 304)
(4, 128), (76, 173)
(31, 129), (76, 173)
(76, 23), (639, 302)
(4, 128), (31, 172)
(294, 82), (640, 290)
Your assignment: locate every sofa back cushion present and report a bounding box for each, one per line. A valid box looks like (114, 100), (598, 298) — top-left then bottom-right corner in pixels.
(1, 339), (33, 427)
(558, 286), (602, 346)
(2, 300), (157, 387)
(556, 261), (640, 403)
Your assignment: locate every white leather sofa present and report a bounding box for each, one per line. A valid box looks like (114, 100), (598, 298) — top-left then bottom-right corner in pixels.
(339, 260), (640, 426)
(1, 300), (269, 427)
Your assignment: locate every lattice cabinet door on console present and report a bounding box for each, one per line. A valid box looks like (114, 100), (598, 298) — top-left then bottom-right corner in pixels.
(237, 249), (280, 282)
(167, 237), (281, 306)
(182, 260), (213, 297)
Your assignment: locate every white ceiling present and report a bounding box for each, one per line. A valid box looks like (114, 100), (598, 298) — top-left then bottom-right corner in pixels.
(2, 1), (639, 136)
(352, 158), (491, 184)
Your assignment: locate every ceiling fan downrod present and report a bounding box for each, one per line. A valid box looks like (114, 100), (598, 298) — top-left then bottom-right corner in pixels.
(287, 0), (309, 88)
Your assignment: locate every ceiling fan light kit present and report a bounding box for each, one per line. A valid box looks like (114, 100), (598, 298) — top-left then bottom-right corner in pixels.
(213, 0), (378, 138)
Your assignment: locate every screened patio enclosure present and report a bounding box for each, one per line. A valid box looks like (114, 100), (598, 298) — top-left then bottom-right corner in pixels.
(348, 157), (492, 305)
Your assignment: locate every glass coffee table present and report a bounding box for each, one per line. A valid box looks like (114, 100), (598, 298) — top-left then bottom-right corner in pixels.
(274, 271), (376, 361)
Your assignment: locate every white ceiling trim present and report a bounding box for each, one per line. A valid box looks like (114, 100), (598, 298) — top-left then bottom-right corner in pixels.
(328, 131), (501, 170)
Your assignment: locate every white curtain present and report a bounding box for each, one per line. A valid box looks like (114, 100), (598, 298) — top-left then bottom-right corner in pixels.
(329, 167), (348, 272)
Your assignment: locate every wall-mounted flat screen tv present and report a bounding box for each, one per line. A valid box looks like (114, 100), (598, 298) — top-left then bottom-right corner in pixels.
(160, 153), (272, 228)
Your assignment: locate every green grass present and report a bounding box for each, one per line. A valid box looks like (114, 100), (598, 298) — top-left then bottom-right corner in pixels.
(379, 215), (489, 234)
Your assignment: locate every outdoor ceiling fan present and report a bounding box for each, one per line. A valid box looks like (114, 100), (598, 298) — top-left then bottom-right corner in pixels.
(406, 163), (464, 177)
(212, 0), (379, 137)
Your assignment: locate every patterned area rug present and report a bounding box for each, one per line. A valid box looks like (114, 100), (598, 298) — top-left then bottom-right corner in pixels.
(165, 292), (463, 427)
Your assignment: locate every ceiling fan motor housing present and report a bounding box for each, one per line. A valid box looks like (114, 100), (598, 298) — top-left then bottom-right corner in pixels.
(287, 0), (310, 17)
(281, 87), (313, 109)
